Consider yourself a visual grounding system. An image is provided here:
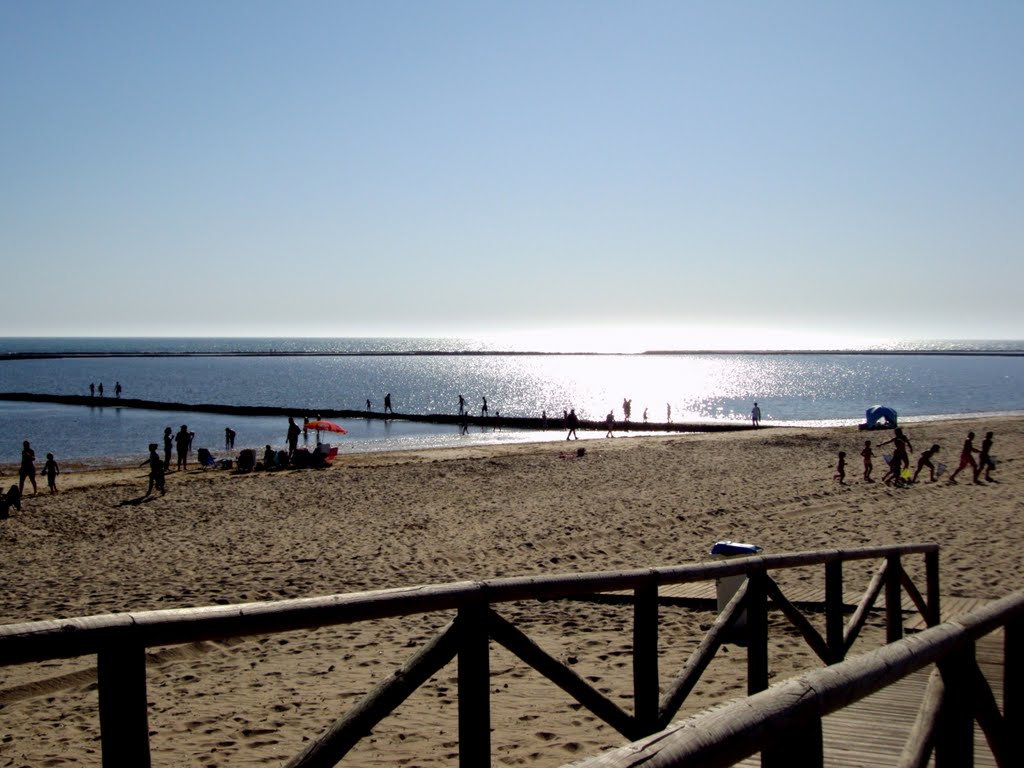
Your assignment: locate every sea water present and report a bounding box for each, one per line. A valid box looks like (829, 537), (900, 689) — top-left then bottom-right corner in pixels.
(1, 338), (1022, 467)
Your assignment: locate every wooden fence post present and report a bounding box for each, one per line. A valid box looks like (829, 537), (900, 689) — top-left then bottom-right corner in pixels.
(926, 549), (941, 627)
(825, 559), (844, 664)
(97, 643), (151, 768)
(458, 602), (491, 768)
(934, 643), (975, 767)
(633, 576), (659, 735)
(886, 555), (904, 644)
(747, 568), (769, 696)
(1006, 615), (1023, 738)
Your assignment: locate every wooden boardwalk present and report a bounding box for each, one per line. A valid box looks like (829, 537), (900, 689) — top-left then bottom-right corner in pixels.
(732, 631), (1004, 766)
(595, 584), (1003, 767)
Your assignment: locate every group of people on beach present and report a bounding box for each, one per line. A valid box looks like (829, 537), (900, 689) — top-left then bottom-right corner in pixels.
(0, 440), (59, 518)
(834, 428), (996, 487)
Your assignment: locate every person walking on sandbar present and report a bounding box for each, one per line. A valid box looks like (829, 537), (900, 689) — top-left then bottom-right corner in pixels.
(566, 408), (579, 440)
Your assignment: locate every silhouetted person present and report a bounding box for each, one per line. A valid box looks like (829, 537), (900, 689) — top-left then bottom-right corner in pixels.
(974, 431), (995, 483)
(175, 425), (190, 470)
(861, 440), (874, 482)
(751, 402), (761, 427)
(458, 395), (465, 415)
(834, 451), (846, 484)
(225, 427), (236, 449)
(949, 431), (978, 484)
(287, 417), (301, 458)
(605, 411), (615, 437)
(141, 443), (165, 496)
(115, 382), (122, 398)
(384, 393), (393, 414)
(481, 396), (488, 417)
(19, 441), (36, 495)
(566, 409), (579, 440)
(912, 444), (941, 483)
(98, 383), (104, 397)
(89, 383), (95, 397)
(163, 427), (173, 471)
(43, 453), (59, 493)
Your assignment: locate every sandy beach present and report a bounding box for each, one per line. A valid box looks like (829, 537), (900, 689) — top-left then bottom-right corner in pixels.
(1, 414), (1020, 766)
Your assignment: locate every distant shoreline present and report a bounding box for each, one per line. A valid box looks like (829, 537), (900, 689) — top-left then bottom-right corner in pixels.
(2, 349), (1022, 361)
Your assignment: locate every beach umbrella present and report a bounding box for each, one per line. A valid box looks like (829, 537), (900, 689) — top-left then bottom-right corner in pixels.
(305, 419), (347, 434)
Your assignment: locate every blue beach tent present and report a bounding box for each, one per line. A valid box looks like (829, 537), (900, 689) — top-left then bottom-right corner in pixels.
(861, 405), (898, 430)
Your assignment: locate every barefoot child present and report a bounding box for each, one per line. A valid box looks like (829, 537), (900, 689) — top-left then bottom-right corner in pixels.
(974, 431), (995, 483)
(861, 440), (873, 482)
(834, 451), (846, 484)
(42, 452), (60, 493)
(912, 444), (940, 483)
(140, 443), (165, 496)
(949, 431), (978, 484)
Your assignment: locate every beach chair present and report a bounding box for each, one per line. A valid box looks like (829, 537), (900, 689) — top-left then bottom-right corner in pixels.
(197, 448), (216, 468)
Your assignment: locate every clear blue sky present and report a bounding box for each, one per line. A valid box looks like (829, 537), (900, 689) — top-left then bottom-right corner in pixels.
(2, 2), (1022, 348)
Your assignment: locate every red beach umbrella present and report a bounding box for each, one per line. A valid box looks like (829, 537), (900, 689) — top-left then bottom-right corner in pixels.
(305, 419), (347, 434)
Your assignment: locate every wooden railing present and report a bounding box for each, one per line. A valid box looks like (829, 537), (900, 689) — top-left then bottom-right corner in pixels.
(564, 590), (1024, 768)
(0, 544), (939, 767)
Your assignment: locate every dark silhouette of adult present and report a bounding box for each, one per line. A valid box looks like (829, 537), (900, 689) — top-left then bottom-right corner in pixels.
(175, 425), (190, 470)
(566, 409), (579, 440)
(458, 395), (465, 415)
(163, 427), (173, 471)
(19, 440), (37, 494)
(115, 382), (122, 398)
(225, 427), (236, 449)
(384, 394), (393, 414)
(287, 417), (301, 458)
(98, 383), (104, 397)
(481, 396), (488, 417)
(89, 383), (95, 397)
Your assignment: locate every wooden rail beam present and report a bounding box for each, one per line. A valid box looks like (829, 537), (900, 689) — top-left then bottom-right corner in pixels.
(486, 610), (638, 739)
(764, 577), (831, 664)
(657, 578), (749, 728)
(286, 620), (461, 768)
(844, 559), (888, 654)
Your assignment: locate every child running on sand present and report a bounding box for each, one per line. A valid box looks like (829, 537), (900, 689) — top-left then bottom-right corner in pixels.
(911, 444), (941, 483)
(948, 431), (979, 484)
(834, 451), (846, 484)
(140, 443), (165, 496)
(974, 431), (995, 483)
(42, 453), (59, 493)
(861, 440), (873, 482)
